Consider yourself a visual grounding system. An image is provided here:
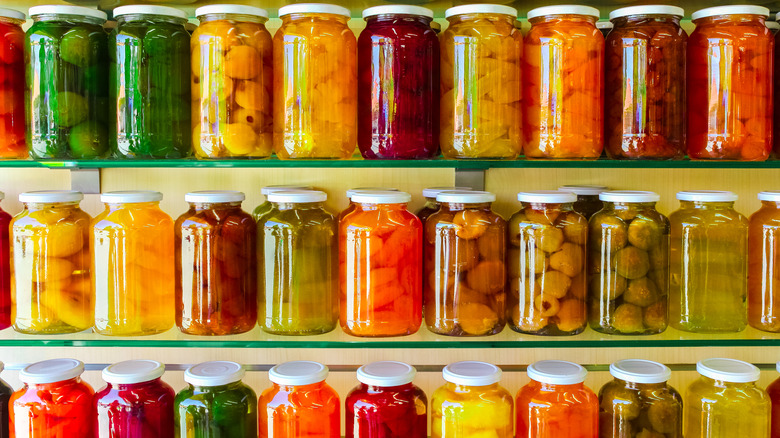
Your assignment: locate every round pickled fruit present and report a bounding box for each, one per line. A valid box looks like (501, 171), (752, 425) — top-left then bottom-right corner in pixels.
(57, 92), (88, 128)
(538, 270), (571, 299)
(535, 225), (564, 253)
(512, 304), (548, 332)
(476, 234), (501, 260)
(459, 303), (498, 335)
(69, 122), (108, 158)
(447, 238), (479, 272)
(453, 210), (489, 240)
(562, 214), (588, 245)
(568, 274), (586, 300)
(591, 216), (628, 252)
(466, 261), (505, 294)
(508, 212), (528, 245)
(614, 246), (650, 280)
(600, 384), (641, 420)
(225, 45), (261, 79)
(60, 27), (93, 68)
(647, 400), (678, 434)
(224, 123), (258, 155)
(612, 303), (644, 333)
(555, 298), (584, 332)
(623, 277), (658, 307)
(643, 301), (666, 331)
(592, 271), (627, 301)
(628, 217), (662, 250)
(534, 295), (560, 317)
(526, 207), (559, 225)
(523, 248), (547, 275)
(549, 243), (583, 277)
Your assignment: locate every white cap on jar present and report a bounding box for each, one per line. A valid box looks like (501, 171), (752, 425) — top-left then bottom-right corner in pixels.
(101, 191), (163, 203)
(436, 190), (496, 203)
(445, 4), (518, 18)
(262, 185), (313, 196)
(102, 360), (166, 385)
(527, 360), (588, 385)
(363, 5), (433, 19)
(269, 361), (329, 386)
(697, 358), (760, 383)
(599, 190), (660, 203)
(442, 361), (502, 386)
(113, 5), (188, 19)
(0, 8), (25, 20)
(185, 361), (245, 387)
(20, 359), (85, 384)
(29, 5), (107, 21)
(758, 191), (780, 201)
(558, 185), (608, 196)
(267, 190), (327, 203)
(195, 4), (269, 18)
(676, 190), (738, 202)
(351, 190), (411, 204)
(185, 190), (245, 203)
(278, 3), (350, 18)
(423, 187), (473, 199)
(610, 359), (672, 384)
(609, 5), (684, 20)
(346, 187), (399, 198)
(527, 5), (600, 20)
(517, 190), (577, 204)
(19, 190), (84, 203)
(692, 5), (769, 20)
(357, 361), (416, 387)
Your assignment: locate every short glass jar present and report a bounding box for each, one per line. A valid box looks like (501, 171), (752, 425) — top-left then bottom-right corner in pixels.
(0, 192), (11, 330)
(252, 185), (314, 221)
(557, 185), (608, 220)
(748, 191), (780, 332)
(0, 8), (26, 158)
(416, 186), (472, 223)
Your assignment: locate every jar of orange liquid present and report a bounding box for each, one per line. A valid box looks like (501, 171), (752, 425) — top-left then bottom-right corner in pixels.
(748, 192), (780, 332)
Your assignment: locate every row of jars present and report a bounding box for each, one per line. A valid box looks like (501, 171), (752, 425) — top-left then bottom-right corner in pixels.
(0, 3), (778, 161)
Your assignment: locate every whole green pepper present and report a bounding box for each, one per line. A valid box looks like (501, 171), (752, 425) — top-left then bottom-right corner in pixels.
(175, 382), (257, 437)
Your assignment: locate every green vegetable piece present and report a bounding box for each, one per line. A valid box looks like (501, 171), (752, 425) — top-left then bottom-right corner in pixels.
(599, 381), (641, 420)
(624, 277), (659, 307)
(60, 27), (93, 68)
(628, 216), (663, 250)
(612, 303), (645, 333)
(614, 246), (650, 280)
(69, 122), (107, 158)
(56, 91), (88, 127)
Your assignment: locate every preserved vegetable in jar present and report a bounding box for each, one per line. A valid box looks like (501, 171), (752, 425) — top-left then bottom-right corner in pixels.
(425, 191), (506, 336)
(440, 5), (522, 159)
(274, 4), (357, 159)
(557, 185), (608, 220)
(688, 6), (774, 161)
(176, 191), (256, 336)
(0, 192), (10, 330)
(416, 186), (472, 223)
(748, 192), (780, 332)
(358, 6), (439, 159)
(524, 6), (604, 159)
(252, 185), (313, 222)
(508, 191), (587, 336)
(0, 8), (26, 158)
(767, 361), (780, 438)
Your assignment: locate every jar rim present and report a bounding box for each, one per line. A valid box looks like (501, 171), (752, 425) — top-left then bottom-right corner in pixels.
(185, 190), (245, 203)
(363, 5), (433, 19)
(278, 3), (350, 18)
(692, 5), (769, 20)
(195, 4), (268, 18)
(352, 190), (411, 204)
(609, 5), (684, 20)
(269, 361), (328, 386)
(0, 7), (25, 20)
(113, 5), (187, 20)
(346, 187), (398, 198)
(527, 5), (599, 20)
(697, 358), (760, 383)
(20, 190), (83, 203)
(267, 189), (327, 203)
(517, 190), (576, 204)
(103, 360), (165, 385)
(443, 361), (502, 386)
(101, 191), (163, 203)
(610, 359), (671, 384)
(527, 360), (587, 385)
(357, 361), (416, 386)
(185, 361), (245, 386)
(20, 359), (84, 384)
(676, 190), (737, 202)
(29, 5), (107, 21)
(262, 185), (313, 195)
(437, 190), (496, 203)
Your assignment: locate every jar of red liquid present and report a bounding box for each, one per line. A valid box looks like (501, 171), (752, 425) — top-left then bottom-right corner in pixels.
(688, 6), (774, 161)
(94, 360), (175, 438)
(0, 192), (10, 330)
(260, 361), (340, 438)
(416, 186), (472, 223)
(358, 5), (439, 159)
(346, 361), (427, 438)
(768, 361), (780, 437)
(516, 360), (599, 438)
(0, 361), (12, 438)
(748, 192), (780, 332)
(11, 359), (95, 438)
(0, 8), (26, 158)
(340, 191), (422, 337)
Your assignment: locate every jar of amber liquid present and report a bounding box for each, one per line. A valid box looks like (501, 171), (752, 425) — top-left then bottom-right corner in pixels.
(748, 192), (780, 332)
(669, 191), (748, 333)
(93, 191), (174, 336)
(274, 4), (356, 159)
(524, 5), (604, 159)
(688, 6), (774, 161)
(417, 187), (472, 223)
(440, 5), (522, 159)
(252, 185), (313, 222)
(425, 191), (506, 336)
(557, 185), (607, 220)
(11, 191), (92, 334)
(508, 191), (587, 336)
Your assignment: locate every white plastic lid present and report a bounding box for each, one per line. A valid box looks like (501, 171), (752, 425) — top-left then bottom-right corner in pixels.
(676, 190), (738, 202)
(351, 190), (412, 204)
(527, 360), (588, 385)
(599, 190), (660, 203)
(19, 190), (83, 203)
(610, 5), (684, 20)
(436, 190), (496, 203)
(610, 359), (672, 384)
(357, 361), (416, 387)
(697, 358), (761, 383)
(261, 185), (313, 195)
(278, 3), (350, 17)
(442, 361), (502, 386)
(363, 5), (433, 19)
(20, 359), (85, 384)
(185, 361), (245, 387)
(527, 5), (600, 20)
(422, 187), (473, 199)
(269, 361), (329, 386)
(758, 191), (780, 201)
(692, 5), (769, 20)
(445, 4), (518, 18)
(267, 190), (327, 203)
(0, 8), (25, 20)
(346, 187), (398, 198)
(558, 185), (608, 196)
(185, 190), (245, 203)
(102, 360), (165, 385)
(113, 5), (188, 19)
(101, 191), (163, 203)
(769, 20), (779, 28)
(195, 4), (269, 18)
(29, 5), (107, 21)
(517, 190), (577, 204)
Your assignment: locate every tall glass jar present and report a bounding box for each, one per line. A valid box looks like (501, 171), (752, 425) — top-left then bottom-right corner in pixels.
(26, 6), (109, 159)
(11, 359), (95, 438)
(252, 185), (313, 221)
(688, 6), (774, 161)
(274, 4), (357, 159)
(440, 5), (522, 159)
(517, 360), (598, 438)
(175, 361), (257, 438)
(748, 192), (780, 332)
(176, 191), (256, 336)
(669, 191), (748, 332)
(340, 191), (422, 337)
(358, 6), (438, 159)
(431, 361), (513, 438)
(524, 5), (604, 159)
(767, 362), (780, 438)
(11, 190), (92, 334)
(346, 361), (427, 438)
(686, 358), (770, 437)
(94, 360), (175, 438)
(605, 6), (686, 160)
(0, 192), (10, 330)
(557, 185), (608, 220)
(0, 362), (10, 438)
(260, 361), (340, 438)
(192, 5), (273, 159)
(599, 359), (682, 438)
(259, 190), (338, 335)
(0, 8), (26, 158)
(93, 191), (174, 336)
(507, 191), (587, 336)
(424, 191), (506, 336)
(416, 186), (472, 223)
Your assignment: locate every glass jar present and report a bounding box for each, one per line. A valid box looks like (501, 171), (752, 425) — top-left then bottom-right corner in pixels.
(748, 192), (780, 332)
(252, 185), (314, 221)
(517, 360), (598, 438)
(260, 361), (340, 438)
(93, 191), (174, 336)
(685, 358), (770, 437)
(0, 362), (9, 437)
(95, 360), (175, 437)
(599, 359), (682, 438)
(669, 191), (748, 332)
(11, 359), (94, 437)
(0, 192), (10, 330)
(340, 191), (422, 337)
(416, 186), (472, 223)
(523, 6), (604, 159)
(507, 191), (587, 335)
(688, 6), (774, 161)
(274, 4), (357, 159)
(346, 361), (427, 438)
(557, 185), (608, 220)
(440, 5), (522, 159)
(767, 362), (780, 438)
(0, 8), (26, 158)
(259, 190), (338, 335)
(26, 6), (109, 159)
(192, 5), (273, 159)
(424, 191), (506, 336)
(176, 191), (256, 336)
(605, 6), (686, 160)
(11, 190), (92, 334)
(588, 191), (670, 335)
(431, 361), (513, 438)
(176, 361), (257, 437)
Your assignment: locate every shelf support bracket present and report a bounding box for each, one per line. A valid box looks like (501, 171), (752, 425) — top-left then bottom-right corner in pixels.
(70, 168), (101, 194)
(454, 168), (486, 191)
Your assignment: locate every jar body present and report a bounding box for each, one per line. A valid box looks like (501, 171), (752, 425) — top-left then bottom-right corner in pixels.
(94, 379), (175, 438)
(523, 15), (604, 159)
(345, 382), (427, 438)
(175, 382), (257, 438)
(669, 201), (748, 332)
(259, 381), (340, 438)
(11, 377), (95, 437)
(440, 13), (522, 159)
(358, 14), (439, 159)
(26, 15), (109, 159)
(516, 380), (599, 438)
(748, 201), (780, 331)
(0, 377), (10, 438)
(507, 203), (587, 335)
(0, 17), (26, 158)
(92, 202), (174, 335)
(259, 202), (338, 335)
(687, 15), (774, 160)
(599, 378), (682, 438)
(176, 202), (256, 336)
(192, 14), (273, 158)
(11, 202), (92, 334)
(431, 382), (513, 438)
(767, 377), (780, 438)
(424, 201), (506, 336)
(685, 376), (770, 437)
(605, 14), (686, 159)
(273, 13), (356, 159)
(0, 206), (11, 329)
